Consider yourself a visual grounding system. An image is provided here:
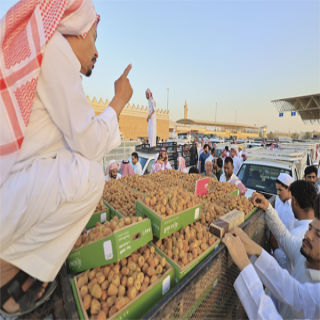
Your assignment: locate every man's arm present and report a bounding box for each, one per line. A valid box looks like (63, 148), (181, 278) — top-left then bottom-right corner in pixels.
(38, 33), (131, 162)
(270, 232), (287, 270)
(224, 231), (320, 320)
(252, 193), (301, 266)
(222, 232), (282, 320)
(234, 264), (283, 320)
(253, 249), (320, 320)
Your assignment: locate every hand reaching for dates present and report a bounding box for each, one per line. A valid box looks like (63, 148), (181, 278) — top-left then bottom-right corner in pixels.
(222, 233), (251, 271)
(251, 192), (270, 211)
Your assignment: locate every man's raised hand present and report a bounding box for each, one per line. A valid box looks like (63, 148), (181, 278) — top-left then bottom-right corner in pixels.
(110, 64), (133, 117)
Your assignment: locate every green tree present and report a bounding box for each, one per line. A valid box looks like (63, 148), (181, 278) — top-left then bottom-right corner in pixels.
(304, 132), (311, 140)
(267, 131), (274, 139)
(291, 133), (299, 139)
(259, 131), (263, 138)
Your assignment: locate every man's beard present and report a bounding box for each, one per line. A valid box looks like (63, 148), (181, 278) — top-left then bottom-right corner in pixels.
(86, 68), (92, 77)
(86, 57), (96, 77)
(300, 238), (314, 262)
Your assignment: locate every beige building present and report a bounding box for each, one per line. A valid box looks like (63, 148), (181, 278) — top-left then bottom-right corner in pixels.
(170, 101), (262, 139)
(88, 96), (169, 141)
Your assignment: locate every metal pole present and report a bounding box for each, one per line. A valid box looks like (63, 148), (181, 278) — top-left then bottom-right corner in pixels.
(215, 102), (217, 131)
(167, 88), (169, 112)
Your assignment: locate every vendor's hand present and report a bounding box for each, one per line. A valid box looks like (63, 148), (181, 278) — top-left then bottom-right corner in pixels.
(270, 232), (279, 251)
(109, 64), (133, 117)
(222, 233), (251, 271)
(231, 227), (262, 257)
(251, 192), (270, 211)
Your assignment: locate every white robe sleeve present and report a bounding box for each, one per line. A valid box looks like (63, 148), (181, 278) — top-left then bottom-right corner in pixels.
(273, 248), (287, 270)
(37, 32), (120, 162)
(252, 249), (320, 320)
(265, 204), (301, 266)
(234, 264), (282, 320)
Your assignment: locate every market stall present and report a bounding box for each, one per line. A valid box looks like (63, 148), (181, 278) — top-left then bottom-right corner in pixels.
(8, 171), (271, 320)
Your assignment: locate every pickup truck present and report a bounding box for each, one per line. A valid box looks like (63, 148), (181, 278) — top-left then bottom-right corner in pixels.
(236, 149), (308, 199)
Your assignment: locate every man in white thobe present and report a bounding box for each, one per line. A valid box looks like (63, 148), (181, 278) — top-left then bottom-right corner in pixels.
(224, 229), (320, 320)
(146, 88), (157, 147)
(230, 147), (241, 175)
(105, 160), (121, 181)
(275, 173), (296, 232)
(0, 0), (133, 315)
(260, 192), (319, 319)
(160, 148), (172, 170)
(131, 152), (143, 175)
(271, 180), (316, 273)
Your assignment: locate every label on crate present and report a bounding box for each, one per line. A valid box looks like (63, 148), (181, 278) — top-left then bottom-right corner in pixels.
(101, 212), (107, 223)
(162, 275), (171, 295)
(194, 208), (200, 219)
(103, 240), (113, 260)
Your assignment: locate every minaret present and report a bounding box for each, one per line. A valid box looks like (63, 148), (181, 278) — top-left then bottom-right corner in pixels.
(184, 100), (188, 119)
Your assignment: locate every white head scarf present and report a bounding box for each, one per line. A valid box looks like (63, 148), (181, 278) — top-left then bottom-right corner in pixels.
(105, 160), (119, 176)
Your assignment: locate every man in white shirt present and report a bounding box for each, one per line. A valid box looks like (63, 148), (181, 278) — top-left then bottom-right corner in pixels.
(131, 152), (143, 175)
(220, 157), (238, 182)
(271, 180), (316, 273)
(249, 192), (319, 319)
(230, 147), (241, 175)
(222, 220), (320, 320)
(0, 0), (133, 315)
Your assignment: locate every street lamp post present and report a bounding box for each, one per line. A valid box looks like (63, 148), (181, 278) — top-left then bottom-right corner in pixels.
(167, 88), (170, 113)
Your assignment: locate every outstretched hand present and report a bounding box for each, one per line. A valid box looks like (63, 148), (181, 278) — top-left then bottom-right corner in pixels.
(222, 233), (251, 271)
(109, 64), (133, 117)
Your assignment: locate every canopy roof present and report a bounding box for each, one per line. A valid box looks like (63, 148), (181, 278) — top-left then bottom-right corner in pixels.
(271, 94), (320, 125)
(176, 118), (259, 130)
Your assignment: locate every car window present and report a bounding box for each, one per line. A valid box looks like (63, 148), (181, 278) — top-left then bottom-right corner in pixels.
(237, 164), (291, 194)
(144, 160), (154, 175)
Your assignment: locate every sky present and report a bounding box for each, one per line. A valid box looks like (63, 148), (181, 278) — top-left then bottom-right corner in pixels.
(1, 0), (319, 133)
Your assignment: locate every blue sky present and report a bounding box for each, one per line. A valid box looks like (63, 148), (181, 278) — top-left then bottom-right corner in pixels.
(1, 1), (319, 133)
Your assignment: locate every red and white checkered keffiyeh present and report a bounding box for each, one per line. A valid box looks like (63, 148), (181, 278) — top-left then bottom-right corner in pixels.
(0, 0), (100, 185)
(146, 88), (156, 107)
